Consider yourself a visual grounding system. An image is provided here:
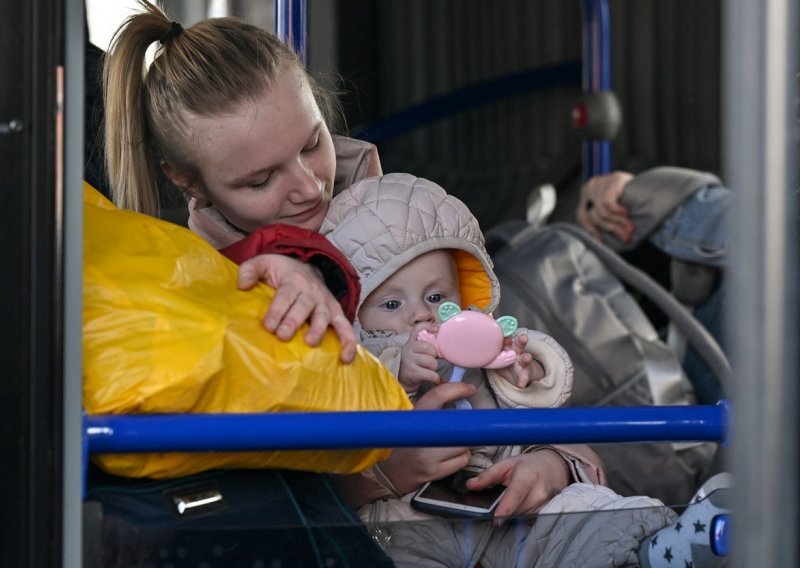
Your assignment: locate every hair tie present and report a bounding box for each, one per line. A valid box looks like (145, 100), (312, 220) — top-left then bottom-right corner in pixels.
(160, 21), (183, 45)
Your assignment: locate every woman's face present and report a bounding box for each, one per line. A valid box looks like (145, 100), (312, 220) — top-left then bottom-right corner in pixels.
(174, 66), (336, 233)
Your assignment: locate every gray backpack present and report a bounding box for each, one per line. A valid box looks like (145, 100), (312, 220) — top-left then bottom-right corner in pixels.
(487, 221), (731, 505)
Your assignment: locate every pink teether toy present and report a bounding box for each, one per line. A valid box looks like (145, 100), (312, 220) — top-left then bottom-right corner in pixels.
(417, 302), (518, 369)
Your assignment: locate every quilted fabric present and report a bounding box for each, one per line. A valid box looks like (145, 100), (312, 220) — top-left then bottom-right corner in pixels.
(320, 173), (499, 314)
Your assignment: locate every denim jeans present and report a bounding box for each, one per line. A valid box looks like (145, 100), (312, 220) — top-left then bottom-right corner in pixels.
(681, 279), (727, 404)
(649, 184), (730, 269)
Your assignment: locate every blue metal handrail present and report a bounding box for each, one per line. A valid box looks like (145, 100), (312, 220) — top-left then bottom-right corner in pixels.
(274, 0), (307, 65)
(581, 0), (612, 177)
(85, 402), (730, 454)
(350, 62), (582, 145)
(274, 0), (612, 176)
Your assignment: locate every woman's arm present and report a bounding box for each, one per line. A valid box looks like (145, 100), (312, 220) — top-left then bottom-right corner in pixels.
(221, 223), (360, 363)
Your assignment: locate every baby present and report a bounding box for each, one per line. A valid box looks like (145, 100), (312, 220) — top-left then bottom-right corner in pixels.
(323, 173), (574, 419)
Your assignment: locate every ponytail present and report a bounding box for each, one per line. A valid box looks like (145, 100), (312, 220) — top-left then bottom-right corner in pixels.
(103, 0), (328, 216)
(103, 1), (174, 214)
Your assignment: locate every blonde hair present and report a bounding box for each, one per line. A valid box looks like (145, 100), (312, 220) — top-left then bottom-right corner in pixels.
(103, 0), (338, 215)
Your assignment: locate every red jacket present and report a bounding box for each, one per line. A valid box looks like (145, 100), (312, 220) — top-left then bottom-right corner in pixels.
(220, 224), (360, 322)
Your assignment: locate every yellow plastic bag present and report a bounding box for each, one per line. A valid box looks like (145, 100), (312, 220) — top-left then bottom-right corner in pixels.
(82, 184), (411, 478)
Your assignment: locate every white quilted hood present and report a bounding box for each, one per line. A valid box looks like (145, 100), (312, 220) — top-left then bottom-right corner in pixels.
(321, 173), (500, 317)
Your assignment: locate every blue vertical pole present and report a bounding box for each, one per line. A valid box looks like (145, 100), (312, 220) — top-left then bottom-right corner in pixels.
(274, 0), (308, 66)
(581, 0), (612, 177)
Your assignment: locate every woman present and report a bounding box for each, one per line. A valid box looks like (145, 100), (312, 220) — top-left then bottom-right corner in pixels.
(104, 0), (382, 362)
(98, 2), (608, 564)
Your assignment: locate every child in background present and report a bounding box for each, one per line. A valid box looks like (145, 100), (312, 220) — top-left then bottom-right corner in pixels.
(322, 173), (731, 568)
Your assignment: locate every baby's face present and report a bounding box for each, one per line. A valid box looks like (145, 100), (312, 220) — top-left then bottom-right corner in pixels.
(359, 250), (461, 333)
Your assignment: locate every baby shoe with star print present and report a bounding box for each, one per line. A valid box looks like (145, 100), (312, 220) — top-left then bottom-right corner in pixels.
(639, 472), (732, 568)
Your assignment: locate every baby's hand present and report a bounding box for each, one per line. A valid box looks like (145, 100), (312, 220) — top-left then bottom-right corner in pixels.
(398, 323), (442, 392)
(493, 333), (546, 389)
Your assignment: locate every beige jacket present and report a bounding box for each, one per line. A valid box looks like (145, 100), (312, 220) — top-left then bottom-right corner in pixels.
(322, 173), (574, 411)
(321, 174), (604, 511)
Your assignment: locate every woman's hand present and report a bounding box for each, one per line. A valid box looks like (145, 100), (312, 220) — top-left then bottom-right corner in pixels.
(377, 382), (476, 495)
(237, 254), (357, 363)
(575, 171), (635, 243)
(465, 449), (571, 524)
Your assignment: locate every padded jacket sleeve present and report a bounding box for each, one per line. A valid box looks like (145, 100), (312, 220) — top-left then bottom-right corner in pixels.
(220, 223), (361, 322)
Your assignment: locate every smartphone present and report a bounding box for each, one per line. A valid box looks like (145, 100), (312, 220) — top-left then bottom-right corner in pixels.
(410, 471), (507, 519)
